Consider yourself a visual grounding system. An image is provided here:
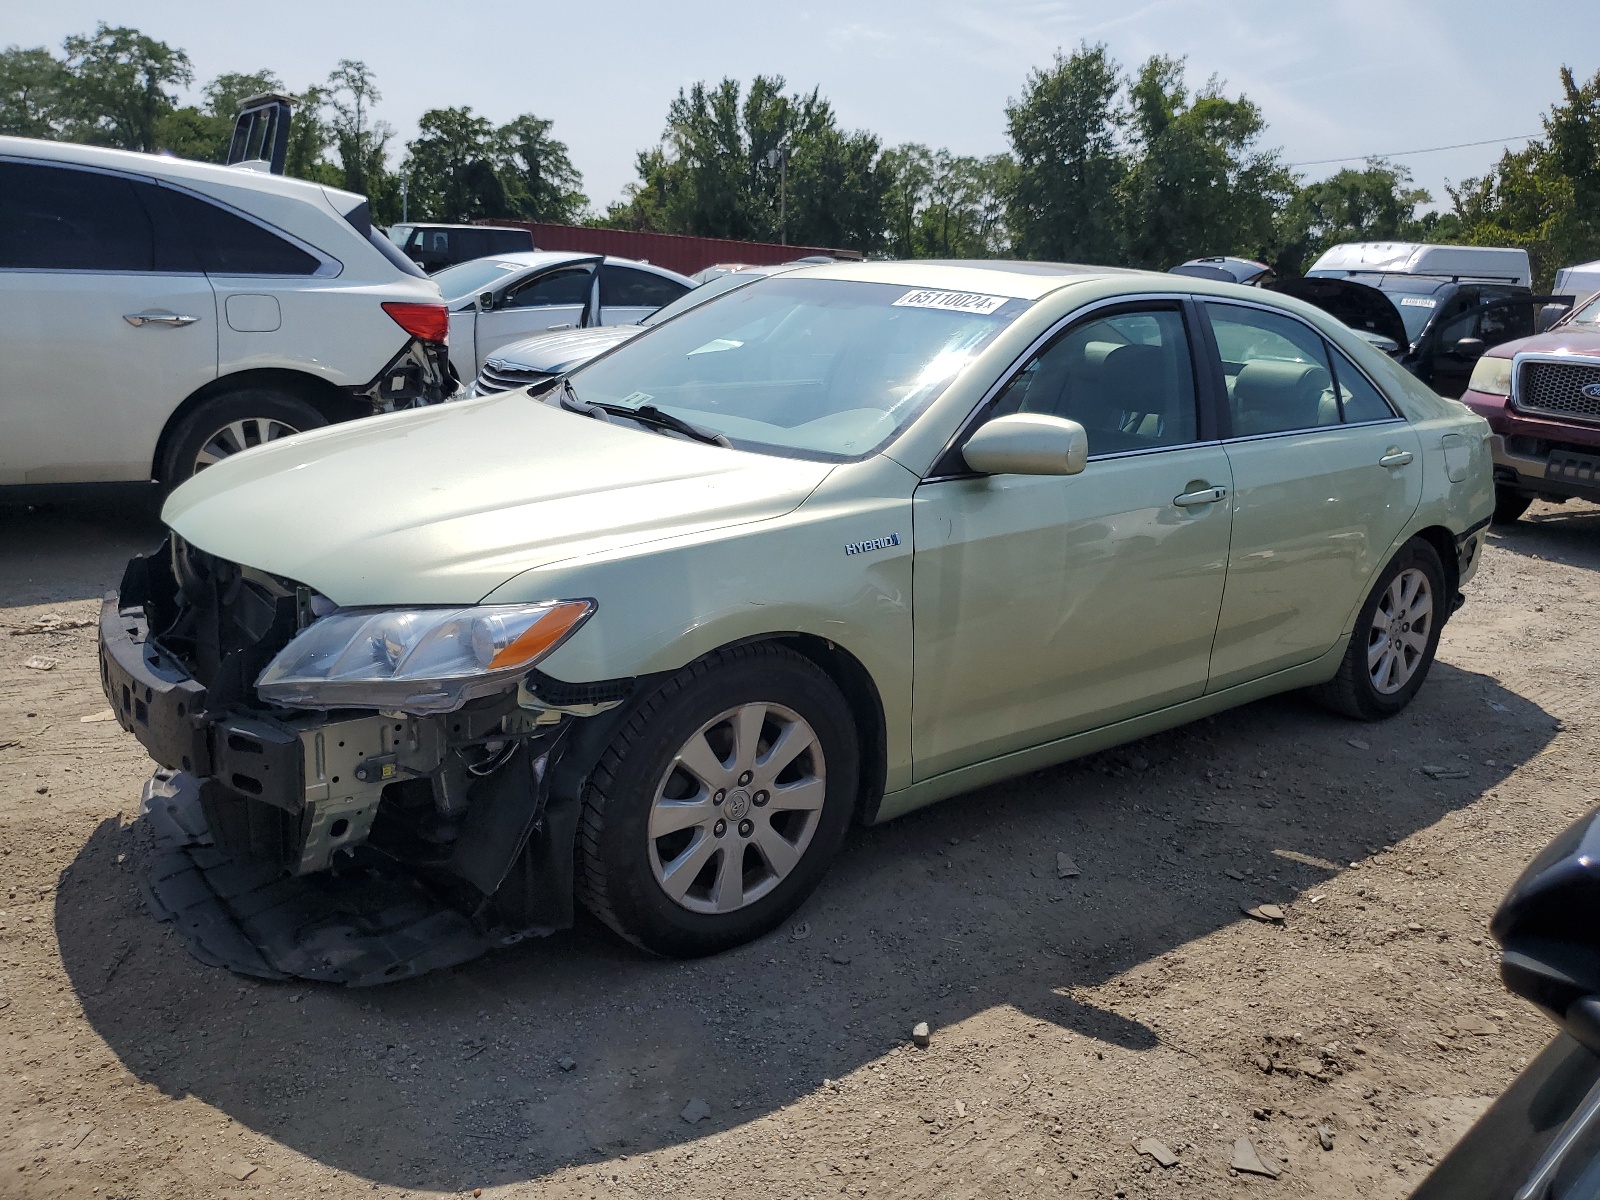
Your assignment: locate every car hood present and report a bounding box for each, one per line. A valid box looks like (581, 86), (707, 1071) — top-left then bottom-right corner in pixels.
(162, 392), (834, 606)
(1479, 328), (1600, 359)
(487, 325), (642, 374)
(1267, 277), (1410, 352)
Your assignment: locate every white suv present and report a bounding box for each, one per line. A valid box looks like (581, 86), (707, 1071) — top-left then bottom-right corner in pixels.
(0, 136), (452, 490)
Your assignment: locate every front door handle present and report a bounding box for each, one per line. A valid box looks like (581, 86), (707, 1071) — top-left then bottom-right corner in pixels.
(124, 311), (200, 328)
(1379, 449), (1414, 468)
(1174, 485), (1228, 508)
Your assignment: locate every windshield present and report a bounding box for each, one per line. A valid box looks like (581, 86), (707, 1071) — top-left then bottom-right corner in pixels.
(430, 258), (522, 302)
(1570, 294), (1600, 326)
(641, 270), (773, 327)
(1377, 289), (1441, 342)
(562, 276), (1029, 461)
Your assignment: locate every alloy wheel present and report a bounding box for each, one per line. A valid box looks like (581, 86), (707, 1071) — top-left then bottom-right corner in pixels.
(1367, 567), (1433, 695)
(192, 417), (301, 472)
(647, 701), (826, 914)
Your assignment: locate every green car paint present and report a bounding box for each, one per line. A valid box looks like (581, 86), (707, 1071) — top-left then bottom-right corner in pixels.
(161, 261), (1494, 827)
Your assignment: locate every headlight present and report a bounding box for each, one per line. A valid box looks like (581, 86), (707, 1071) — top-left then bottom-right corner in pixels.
(1468, 356), (1513, 397)
(255, 600), (594, 714)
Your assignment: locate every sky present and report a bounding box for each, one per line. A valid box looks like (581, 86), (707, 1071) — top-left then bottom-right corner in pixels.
(6, 0), (1598, 214)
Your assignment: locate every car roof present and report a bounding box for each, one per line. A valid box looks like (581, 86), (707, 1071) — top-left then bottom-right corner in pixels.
(480, 251), (693, 284)
(0, 133), (363, 211)
(395, 222), (527, 231)
(787, 259), (1141, 300)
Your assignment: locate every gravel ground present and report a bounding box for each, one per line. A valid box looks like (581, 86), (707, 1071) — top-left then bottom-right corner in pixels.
(2, 495), (1597, 1200)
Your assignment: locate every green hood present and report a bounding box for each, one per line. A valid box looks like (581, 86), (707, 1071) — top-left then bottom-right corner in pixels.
(163, 392), (832, 605)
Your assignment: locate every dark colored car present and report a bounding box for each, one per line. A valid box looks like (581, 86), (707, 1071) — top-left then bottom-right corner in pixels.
(1410, 803), (1600, 1199)
(1172, 255), (1564, 399)
(387, 223), (535, 272)
(1304, 272), (1548, 399)
(1458, 292), (1600, 523)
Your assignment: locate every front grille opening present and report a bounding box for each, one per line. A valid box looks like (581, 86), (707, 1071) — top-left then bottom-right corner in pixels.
(1519, 360), (1600, 421)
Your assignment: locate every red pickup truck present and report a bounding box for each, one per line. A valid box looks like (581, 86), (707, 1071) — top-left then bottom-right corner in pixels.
(1458, 292), (1600, 523)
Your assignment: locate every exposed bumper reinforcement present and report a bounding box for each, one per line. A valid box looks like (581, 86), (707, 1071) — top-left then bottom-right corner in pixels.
(141, 771), (548, 986)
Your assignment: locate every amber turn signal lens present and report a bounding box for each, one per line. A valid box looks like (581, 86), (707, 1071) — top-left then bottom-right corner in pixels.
(487, 601), (593, 669)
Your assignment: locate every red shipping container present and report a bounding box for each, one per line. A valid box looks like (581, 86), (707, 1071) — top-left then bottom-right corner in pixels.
(479, 220), (861, 277)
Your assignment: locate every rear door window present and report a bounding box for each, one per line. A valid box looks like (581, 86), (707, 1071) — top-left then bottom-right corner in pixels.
(601, 265), (689, 309)
(1206, 303), (1340, 436)
(161, 188), (321, 275)
(0, 161), (161, 272)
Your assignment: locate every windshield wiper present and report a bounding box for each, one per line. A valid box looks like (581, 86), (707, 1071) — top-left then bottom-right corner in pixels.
(559, 380), (730, 448)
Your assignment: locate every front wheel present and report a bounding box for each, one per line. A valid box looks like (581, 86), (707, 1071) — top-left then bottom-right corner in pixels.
(1313, 538), (1447, 721)
(576, 644), (859, 957)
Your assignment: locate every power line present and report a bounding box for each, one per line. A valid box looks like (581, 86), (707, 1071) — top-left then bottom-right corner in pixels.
(1289, 133), (1541, 169)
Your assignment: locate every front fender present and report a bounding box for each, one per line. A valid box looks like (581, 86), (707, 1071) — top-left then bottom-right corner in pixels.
(482, 454), (920, 791)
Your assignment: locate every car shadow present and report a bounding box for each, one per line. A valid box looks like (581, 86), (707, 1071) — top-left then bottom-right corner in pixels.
(56, 659), (1553, 1190)
(0, 494), (164, 606)
(1487, 500), (1600, 570)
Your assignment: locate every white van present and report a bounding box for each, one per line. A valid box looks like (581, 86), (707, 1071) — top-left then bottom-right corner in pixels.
(0, 135), (452, 490)
(1555, 260), (1600, 301)
(1309, 242), (1532, 289)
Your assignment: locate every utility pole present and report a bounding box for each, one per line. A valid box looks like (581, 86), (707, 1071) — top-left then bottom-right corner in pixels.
(400, 177), (408, 223)
(766, 144), (790, 245)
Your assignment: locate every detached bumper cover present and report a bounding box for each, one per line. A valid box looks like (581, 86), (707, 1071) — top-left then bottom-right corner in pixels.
(141, 771), (533, 986)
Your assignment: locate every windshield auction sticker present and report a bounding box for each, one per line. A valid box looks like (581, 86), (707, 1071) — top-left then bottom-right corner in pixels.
(1399, 297), (1438, 308)
(893, 289), (1009, 315)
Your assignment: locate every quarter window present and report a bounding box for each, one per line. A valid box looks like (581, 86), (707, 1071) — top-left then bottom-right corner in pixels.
(162, 188), (320, 275)
(506, 266), (593, 309)
(1326, 345), (1396, 423)
(1206, 303), (1340, 437)
(988, 306), (1199, 456)
(0, 161), (160, 271)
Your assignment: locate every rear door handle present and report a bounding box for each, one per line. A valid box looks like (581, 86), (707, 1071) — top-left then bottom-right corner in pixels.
(124, 311), (200, 328)
(1174, 486), (1228, 508)
(1379, 449), (1414, 468)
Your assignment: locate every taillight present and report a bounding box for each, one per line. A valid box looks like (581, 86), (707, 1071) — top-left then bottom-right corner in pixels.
(382, 301), (448, 344)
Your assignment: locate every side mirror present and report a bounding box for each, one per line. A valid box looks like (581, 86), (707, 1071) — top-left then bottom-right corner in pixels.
(1537, 303), (1569, 334)
(962, 413), (1088, 477)
(477, 291), (495, 313)
(1493, 804), (1600, 1055)
(1454, 337), (1487, 358)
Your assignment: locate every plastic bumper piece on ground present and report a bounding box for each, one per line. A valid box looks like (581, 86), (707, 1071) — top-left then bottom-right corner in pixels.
(141, 771), (540, 986)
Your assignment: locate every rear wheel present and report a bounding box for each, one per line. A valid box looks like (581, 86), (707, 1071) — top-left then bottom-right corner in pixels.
(576, 644), (859, 957)
(1313, 538), (1446, 721)
(160, 388), (326, 485)
(1492, 486), (1533, 525)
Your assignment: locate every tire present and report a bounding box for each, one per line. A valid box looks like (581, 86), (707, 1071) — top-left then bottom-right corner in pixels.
(576, 643), (859, 957)
(1313, 537), (1447, 721)
(1492, 486), (1533, 525)
(160, 388), (327, 485)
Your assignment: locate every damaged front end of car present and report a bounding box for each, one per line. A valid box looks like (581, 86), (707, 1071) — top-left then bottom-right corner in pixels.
(100, 536), (632, 985)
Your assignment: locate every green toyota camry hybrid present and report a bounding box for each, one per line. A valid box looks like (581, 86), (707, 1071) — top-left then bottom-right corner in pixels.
(100, 261), (1494, 981)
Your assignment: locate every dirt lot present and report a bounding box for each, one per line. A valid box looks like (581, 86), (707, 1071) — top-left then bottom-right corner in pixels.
(2, 495), (1598, 1200)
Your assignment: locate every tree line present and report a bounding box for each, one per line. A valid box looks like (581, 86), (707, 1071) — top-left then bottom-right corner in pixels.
(4, 25), (1598, 284)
